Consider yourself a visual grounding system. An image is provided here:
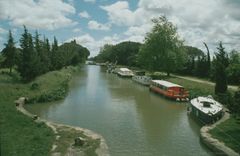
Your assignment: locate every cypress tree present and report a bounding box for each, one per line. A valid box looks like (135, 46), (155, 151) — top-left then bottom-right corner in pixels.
(2, 30), (17, 73)
(18, 26), (40, 82)
(51, 36), (59, 70)
(34, 32), (50, 74)
(203, 42), (211, 76)
(214, 42), (229, 94)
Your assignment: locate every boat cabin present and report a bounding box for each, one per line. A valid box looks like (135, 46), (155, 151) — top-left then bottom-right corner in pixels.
(135, 71), (146, 76)
(117, 68), (134, 77)
(189, 96), (224, 124)
(150, 80), (189, 101)
(132, 71), (151, 86)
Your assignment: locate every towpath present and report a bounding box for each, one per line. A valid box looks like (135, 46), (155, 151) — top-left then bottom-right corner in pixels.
(172, 74), (239, 91)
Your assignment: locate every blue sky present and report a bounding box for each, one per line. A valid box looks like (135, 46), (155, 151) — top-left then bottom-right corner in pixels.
(0, 0), (240, 56)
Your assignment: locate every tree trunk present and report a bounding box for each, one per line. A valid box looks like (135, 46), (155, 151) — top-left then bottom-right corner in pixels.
(167, 72), (170, 77)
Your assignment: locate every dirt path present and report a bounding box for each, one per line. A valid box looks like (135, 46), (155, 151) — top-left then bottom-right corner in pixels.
(173, 74), (239, 91)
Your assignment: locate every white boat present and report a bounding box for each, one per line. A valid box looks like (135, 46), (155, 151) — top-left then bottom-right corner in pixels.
(117, 68), (134, 77)
(188, 96), (224, 124)
(132, 71), (151, 86)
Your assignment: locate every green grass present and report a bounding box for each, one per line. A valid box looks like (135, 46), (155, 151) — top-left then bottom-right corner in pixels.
(209, 117), (240, 153)
(0, 66), (77, 156)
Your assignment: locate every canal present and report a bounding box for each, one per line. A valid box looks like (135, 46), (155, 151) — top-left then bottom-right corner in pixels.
(26, 65), (214, 156)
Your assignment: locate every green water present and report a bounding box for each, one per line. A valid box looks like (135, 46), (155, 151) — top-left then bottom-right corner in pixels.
(26, 65), (213, 156)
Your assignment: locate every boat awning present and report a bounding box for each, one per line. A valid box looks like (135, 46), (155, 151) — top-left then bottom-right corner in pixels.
(151, 80), (183, 88)
(119, 68), (131, 72)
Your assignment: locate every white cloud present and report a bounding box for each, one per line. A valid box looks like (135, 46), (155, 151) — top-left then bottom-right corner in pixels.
(72, 28), (81, 33)
(88, 20), (111, 31)
(0, 27), (7, 34)
(101, 0), (240, 52)
(79, 11), (91, 19)
(124, 24), (152, 36)
(0, 0), (76, 30)
(100, 1), (137, 26)
(83, 0), (95, 3)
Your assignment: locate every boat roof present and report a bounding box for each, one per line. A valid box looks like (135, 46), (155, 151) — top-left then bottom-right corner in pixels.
(119, 68), (131, 72)
(151, 80), (183, 88)
(190, 96), (223, 115)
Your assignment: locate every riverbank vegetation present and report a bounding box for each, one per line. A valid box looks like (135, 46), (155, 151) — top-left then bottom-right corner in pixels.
(0, 26), (94, 155)
(0, 66), (101, 155)
(1, 26), (89, 82)
(209, 117), (240, 153)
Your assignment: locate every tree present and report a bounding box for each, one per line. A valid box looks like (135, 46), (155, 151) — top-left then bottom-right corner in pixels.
(34, 32), (52, 74)
(95, 44), (114, 63)
(179, 46), (204, 75)
(1, 30), (17, 73)
(203, 42), (211, 76)
(138, 16), (185, 76)
(51, 36), (59, 70)
(194, 55), (209, 77)
(58, 40), (90, 67)
(233, 89), (240, 115)
(18, 26), (40, 81)
(214, 42), (229, 94)
(94, 41), (141, 66)
(37, 36), (51, 74)
(226, 50), (240, 84)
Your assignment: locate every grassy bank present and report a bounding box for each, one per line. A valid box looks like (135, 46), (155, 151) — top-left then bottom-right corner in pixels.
(209, 117), (240, 153)
(0, 66), (98, 156)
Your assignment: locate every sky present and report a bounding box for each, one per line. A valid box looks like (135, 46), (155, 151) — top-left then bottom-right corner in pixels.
(0, 0), (240, 57)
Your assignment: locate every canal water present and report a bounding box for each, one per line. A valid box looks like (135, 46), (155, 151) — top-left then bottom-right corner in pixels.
(26, 65), (213, 156)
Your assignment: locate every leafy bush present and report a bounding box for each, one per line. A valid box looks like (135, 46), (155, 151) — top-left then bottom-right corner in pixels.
(31, 83), (39, 90)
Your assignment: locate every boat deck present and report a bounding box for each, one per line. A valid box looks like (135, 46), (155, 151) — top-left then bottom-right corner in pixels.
(190, 97), (223, 115)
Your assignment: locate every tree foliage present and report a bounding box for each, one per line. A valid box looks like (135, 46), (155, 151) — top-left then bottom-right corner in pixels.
(94, 41), (141, 66)
(1, 30), (17, 73)
(18, 26), (41, 81)
(3, 26), (90, 82)
(138, 16), (186, 75)
(179, 46), (204, 75)
(226, 50), (240, 84)
(214, 42), (229, 94)
(57, 40), (90, 67)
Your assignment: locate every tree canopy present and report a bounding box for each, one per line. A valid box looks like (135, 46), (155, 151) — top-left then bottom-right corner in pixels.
(138, 16), (186, 75)
(214, 42), (229, 94)
(1, 30), (17, 73)
(94, 41), (141, 66)
(0, 26), (89, 82)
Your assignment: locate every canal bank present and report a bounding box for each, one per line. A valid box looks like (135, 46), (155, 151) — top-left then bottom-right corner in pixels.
(200, 110), (239, 156)
(15, 97), (109, 156)
(0, 66), (109, 156)
(26, 65), (214, 156)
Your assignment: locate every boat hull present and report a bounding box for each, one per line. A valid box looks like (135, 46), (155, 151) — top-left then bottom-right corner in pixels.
(132, 76), (151, 86)
(149, 86), (189, 101)
(117, 72), (133, 78)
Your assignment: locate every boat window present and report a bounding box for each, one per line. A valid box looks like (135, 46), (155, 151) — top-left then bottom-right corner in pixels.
(202, 102), (212, 107)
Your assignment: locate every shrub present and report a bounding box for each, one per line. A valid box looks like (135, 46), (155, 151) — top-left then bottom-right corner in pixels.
(31, 83), (39, 90)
